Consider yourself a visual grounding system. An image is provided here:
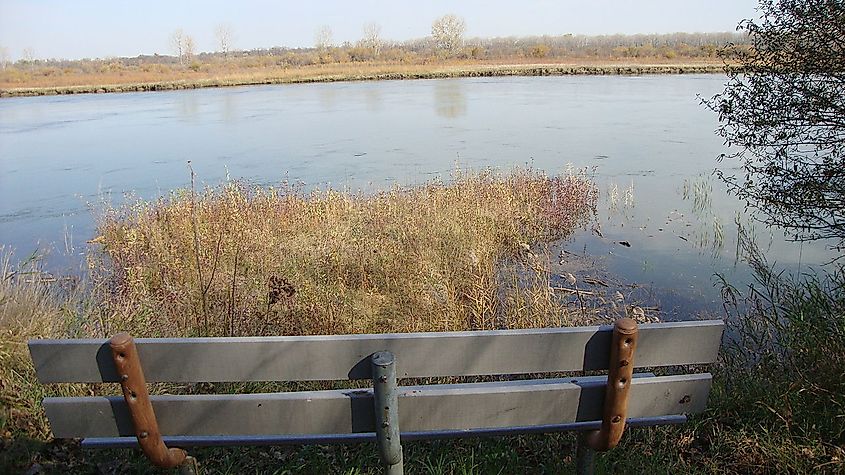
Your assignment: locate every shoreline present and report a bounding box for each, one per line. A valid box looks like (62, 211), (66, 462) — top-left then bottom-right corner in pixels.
(0, 62), (726, 98)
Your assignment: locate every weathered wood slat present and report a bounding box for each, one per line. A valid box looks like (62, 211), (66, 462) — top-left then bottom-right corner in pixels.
(44, 374), (711, 438)
(29, 320), (723, 383)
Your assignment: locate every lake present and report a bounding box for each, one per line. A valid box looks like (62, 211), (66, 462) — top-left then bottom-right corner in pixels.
(0, 75), (835, 318)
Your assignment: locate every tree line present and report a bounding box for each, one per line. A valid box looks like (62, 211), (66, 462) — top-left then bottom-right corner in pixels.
(1, 14), (747, 73)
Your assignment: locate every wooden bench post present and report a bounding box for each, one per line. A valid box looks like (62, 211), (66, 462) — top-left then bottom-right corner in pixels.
(587, 317), (639, 451)
(109, 333), (193, 470)
(371, 351), (404, 475)
(576, 318), (639, 472)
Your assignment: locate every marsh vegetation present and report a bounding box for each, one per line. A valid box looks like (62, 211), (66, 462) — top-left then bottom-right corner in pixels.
(3, 214), (842, 473)
(93, 169), (597, 338)
(2, 169), (601, 456)
(0, 31), (744, 97)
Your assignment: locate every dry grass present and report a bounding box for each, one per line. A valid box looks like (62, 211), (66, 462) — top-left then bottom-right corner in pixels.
(0, 60), (725, 97)
(0, 250), (92, 440)
(5, 168), (597, 454)
(93, 168), (597, 338)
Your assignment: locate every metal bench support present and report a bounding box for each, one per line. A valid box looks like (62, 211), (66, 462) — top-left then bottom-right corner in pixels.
(110, 333), (196, 471)
(575, 432), (596, 475)
(372, 351), (404, 475)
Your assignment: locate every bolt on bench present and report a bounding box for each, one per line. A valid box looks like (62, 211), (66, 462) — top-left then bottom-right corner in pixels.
(29, 318), (723, 474)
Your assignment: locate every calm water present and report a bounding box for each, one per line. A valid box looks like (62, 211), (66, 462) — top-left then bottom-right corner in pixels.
(0, 75), (836, 317)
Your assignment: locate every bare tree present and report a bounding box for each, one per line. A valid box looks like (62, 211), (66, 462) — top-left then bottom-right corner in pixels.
(0, 46), (9, 70)
(20, 47), (35, 70)
(359, 22), (383, 57)
(431, 14), (466, 56)
(314, 25), (334, 51)
(21, 47), (35, 63)
(184, 35), (196, 61)
(215, 23), (234, 56)
(170, 29), (186, 65)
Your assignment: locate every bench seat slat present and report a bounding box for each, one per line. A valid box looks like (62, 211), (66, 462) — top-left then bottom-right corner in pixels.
(29, 320), (723, 383)
(44, 374), (711, 438)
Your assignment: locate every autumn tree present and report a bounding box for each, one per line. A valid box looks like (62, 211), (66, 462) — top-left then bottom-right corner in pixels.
(431, 14), (466, 56)
(706, 0), (845, 248)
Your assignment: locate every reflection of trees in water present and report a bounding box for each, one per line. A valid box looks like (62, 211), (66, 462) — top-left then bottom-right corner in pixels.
(434, 80), (466, 118)
(365, 87), (382, 112)
(318, 86), (337, 111)
(177, 92), (199, 119)
(221, 92), (237, 122)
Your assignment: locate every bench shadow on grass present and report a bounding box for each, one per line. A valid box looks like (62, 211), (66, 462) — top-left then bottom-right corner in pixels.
(0, 436), (147, 474)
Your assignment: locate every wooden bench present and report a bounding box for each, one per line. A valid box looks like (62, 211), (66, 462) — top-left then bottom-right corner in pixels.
(28, 318), (723, 474)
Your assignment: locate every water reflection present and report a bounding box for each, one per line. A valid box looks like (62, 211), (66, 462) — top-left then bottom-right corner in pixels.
(318, 85), (337, 111)
(434, 79), (466, 118)
(0, 75), (837, 308)
(178, 92), (199, 120)
(221, 91), (237, 122)
(365, 87), (382, 112)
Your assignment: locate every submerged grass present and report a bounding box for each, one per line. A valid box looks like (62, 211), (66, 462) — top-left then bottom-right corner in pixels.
(603, 226), (845, 473)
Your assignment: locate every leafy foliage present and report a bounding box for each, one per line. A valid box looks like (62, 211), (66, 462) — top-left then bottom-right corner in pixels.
(708, 0), (845, 248)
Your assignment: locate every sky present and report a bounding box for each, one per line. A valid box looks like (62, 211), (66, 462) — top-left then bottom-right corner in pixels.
(0, 0), (760, 61)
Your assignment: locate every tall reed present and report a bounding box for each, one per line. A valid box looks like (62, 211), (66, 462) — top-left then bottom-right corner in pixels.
(93, 169), (598, 337)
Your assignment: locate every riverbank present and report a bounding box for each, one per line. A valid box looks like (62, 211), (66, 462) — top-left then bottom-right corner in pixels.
(0, 61), (725, 98)
(1, 170), (842, 473)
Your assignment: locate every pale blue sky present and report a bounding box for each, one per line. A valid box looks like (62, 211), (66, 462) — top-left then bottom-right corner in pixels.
(0, 0), (759, 61)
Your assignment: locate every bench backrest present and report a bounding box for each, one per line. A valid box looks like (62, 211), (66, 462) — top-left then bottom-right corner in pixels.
(29, 320), (723, 440)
